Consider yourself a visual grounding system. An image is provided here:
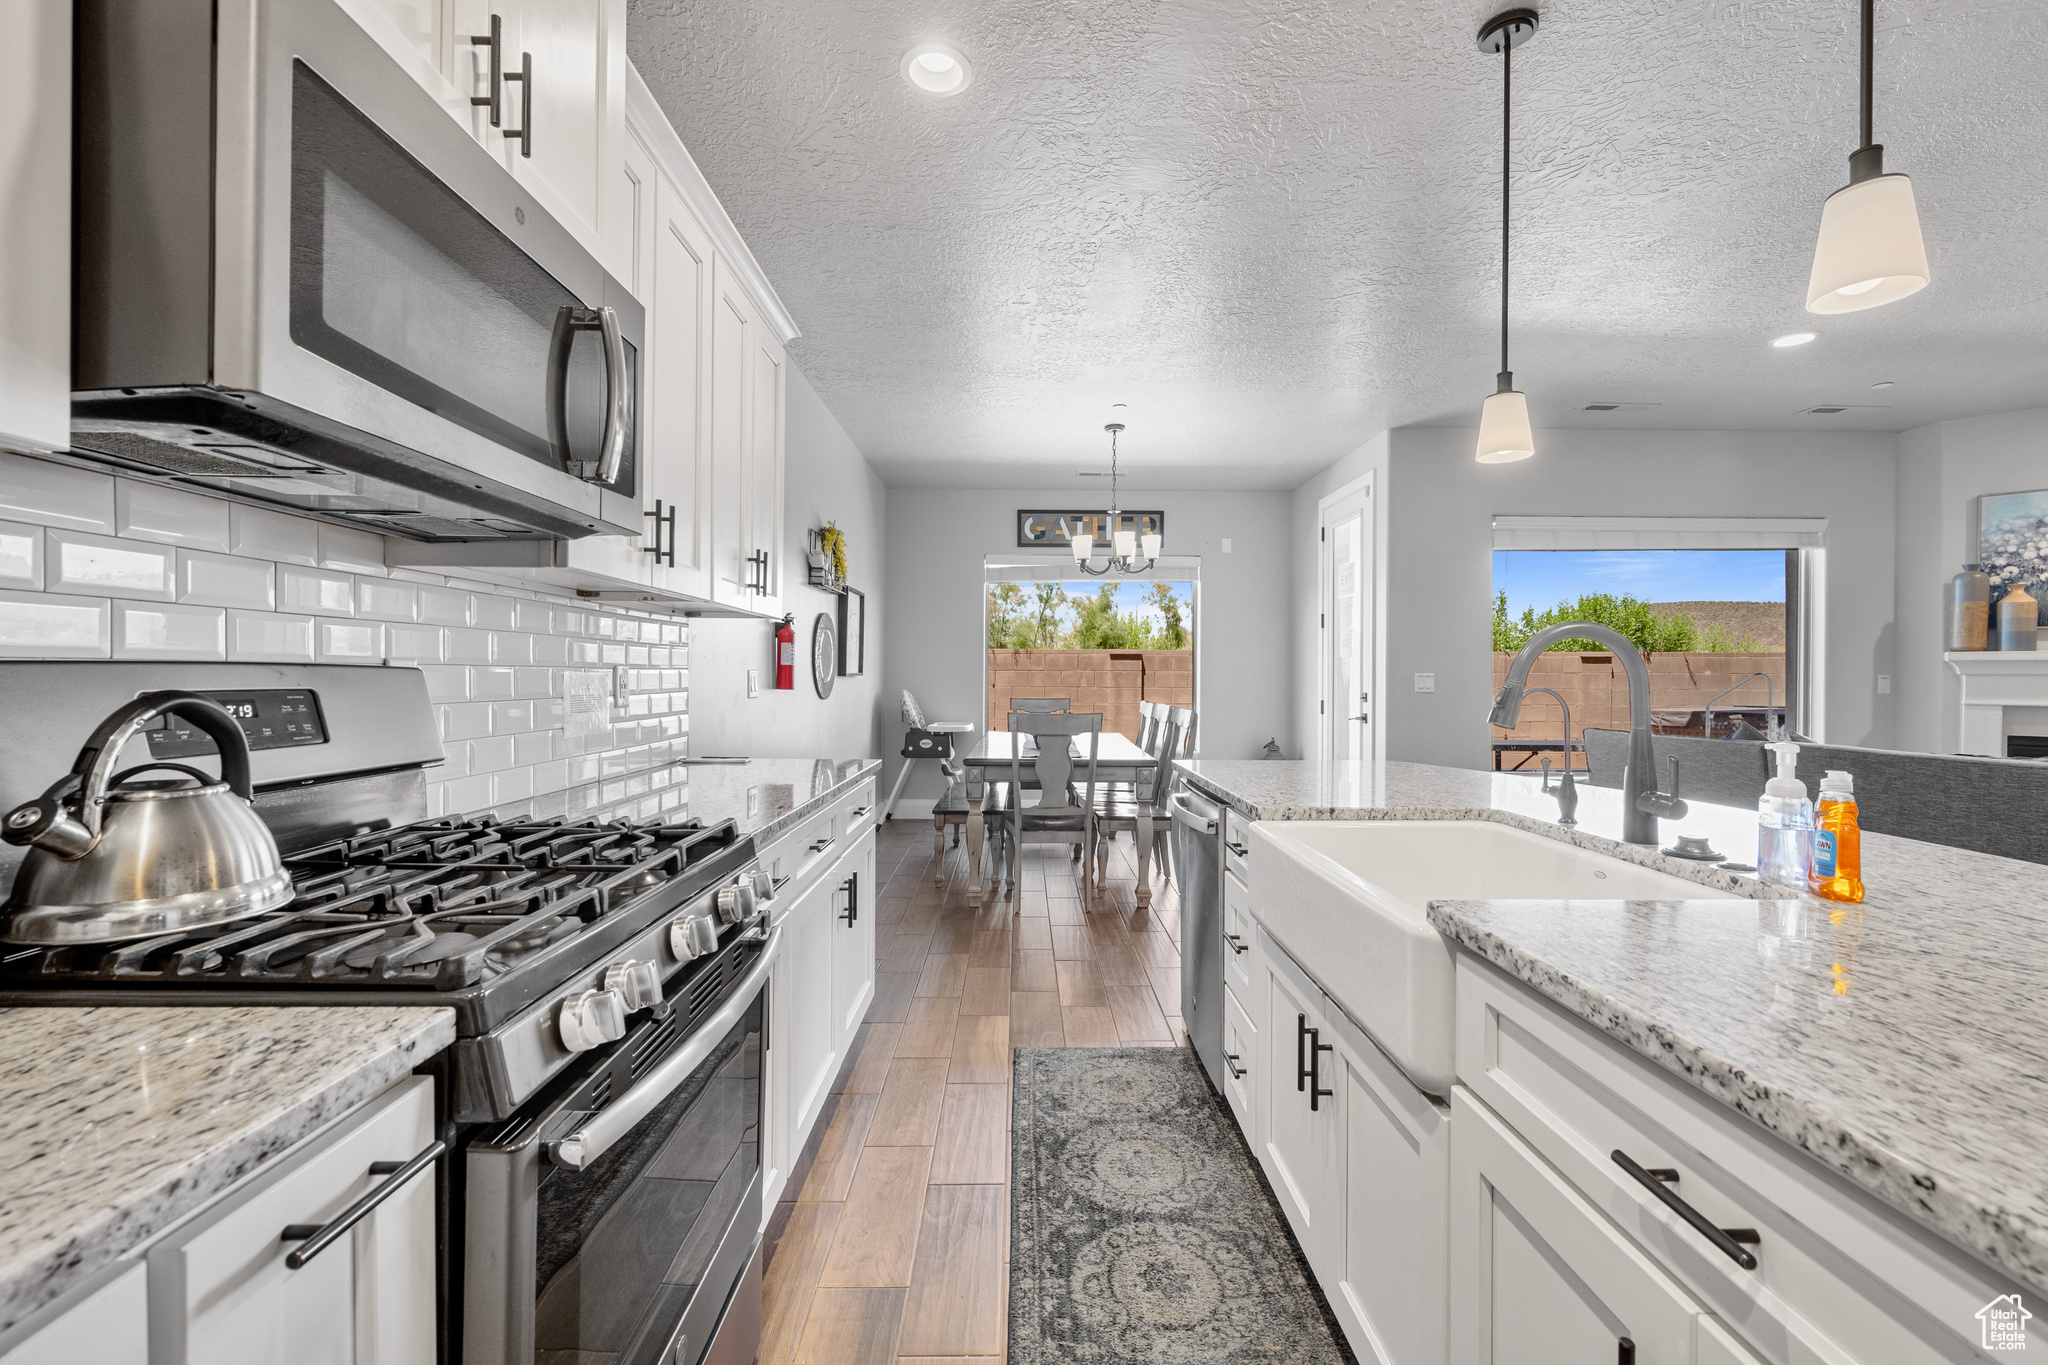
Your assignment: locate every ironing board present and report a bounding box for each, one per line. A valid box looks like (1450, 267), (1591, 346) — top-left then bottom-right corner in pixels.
(881, 690), (975, 824)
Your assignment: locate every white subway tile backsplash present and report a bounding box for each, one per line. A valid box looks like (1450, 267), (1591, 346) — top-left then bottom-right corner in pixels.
(113, 600), (226, 660)
(178, 550), (275, 609)
(472, 594), (516, 629)
(227, 610), (315, 662)
(0, 520), (42, 589)
(0, 473), (695, 825)
(115, 481), (231, 551)
(0, 590), (111, 657)
(419, 586), (470, 625)
(355, 576), (418, 622)
(279, 564), (356, 616)
(229, 504), (318, 564)
(47, 530), (175, 600)
(317, 524), (386, 574)
(0, 454), (114, 533)
(317, 620), (384, 663)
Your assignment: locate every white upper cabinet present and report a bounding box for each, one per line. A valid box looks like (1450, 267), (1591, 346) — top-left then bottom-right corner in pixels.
(0, 0), (71, 456)
(643, 154), (716, 599)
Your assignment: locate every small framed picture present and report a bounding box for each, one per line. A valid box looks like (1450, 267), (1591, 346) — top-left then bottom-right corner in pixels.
(837, 586), (866, 676)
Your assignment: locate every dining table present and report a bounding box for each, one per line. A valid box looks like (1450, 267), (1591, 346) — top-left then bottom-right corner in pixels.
(959, 730), (1162, 906)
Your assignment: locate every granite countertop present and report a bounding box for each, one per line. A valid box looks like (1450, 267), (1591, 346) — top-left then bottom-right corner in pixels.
(0, 1006), (455, 1334)
(680, 757), (881, 844)
(1178, 758), (2048, 1294)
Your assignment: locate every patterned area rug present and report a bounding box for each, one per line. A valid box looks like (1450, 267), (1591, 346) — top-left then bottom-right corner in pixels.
(1010, 1046), (1353, 1364)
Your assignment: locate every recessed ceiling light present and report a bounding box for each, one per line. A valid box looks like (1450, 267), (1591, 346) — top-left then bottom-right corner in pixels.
(1772, 332), (1817, 348)
(900, 42), (971, 95)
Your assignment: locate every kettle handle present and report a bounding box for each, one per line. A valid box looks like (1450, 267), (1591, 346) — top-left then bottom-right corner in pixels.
(2, 692), (256, 855)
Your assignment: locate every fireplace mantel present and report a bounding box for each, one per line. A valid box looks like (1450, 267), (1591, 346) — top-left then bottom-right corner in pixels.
(1946, 651), (2048, 755)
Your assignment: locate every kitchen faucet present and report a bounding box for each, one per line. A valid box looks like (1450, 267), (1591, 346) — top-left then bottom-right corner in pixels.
(1523, 686), (1578, 825)
(1489, 623), (1686, 845)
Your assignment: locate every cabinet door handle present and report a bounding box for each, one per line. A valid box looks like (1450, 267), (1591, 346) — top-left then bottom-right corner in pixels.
(1226, 841), (1249, 858)
(838, 873), (859, 926)
(1223, 932), (1248, 955)
(809, 835), (836, 857)
(1224, 1051), (1247, 1080)
(747, 549), (770, 594)
(1308, 1028), (1334, 1111)
(1618, 1339), (1635, 1365)
(468, 14), (505, 125)
(1296, 1012), (1311, 1092)
(501, 50), (533, 156)
(1611, 1150), (1760, 1269)
(643, 499), (676, 566)
(280, 1139), (445, 1270)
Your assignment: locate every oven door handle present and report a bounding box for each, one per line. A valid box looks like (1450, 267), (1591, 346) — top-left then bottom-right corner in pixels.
(544, 923), (781, 1172)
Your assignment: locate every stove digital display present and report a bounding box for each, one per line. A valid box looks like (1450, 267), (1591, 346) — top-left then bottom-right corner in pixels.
(146, 689), (329, 757)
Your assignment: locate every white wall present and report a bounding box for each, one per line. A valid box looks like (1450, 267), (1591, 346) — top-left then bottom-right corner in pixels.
(882, 487), (1293, 806)
(1292, 426), (1901, 771)
(1893, 403), (2048, 754)
(687, 362), (890, 761)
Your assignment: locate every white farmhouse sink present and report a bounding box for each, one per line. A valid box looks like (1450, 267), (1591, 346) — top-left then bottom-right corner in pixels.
(1245, 820), (1738, 1095)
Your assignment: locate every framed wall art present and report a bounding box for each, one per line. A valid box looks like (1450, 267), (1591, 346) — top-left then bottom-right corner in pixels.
(838, 586), (866, 676)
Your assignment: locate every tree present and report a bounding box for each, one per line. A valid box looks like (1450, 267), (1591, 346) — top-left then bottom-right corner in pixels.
(987, 582), (1025, 648)
(1493, 590), (1696, 654)
(1030, 583), (1069, 648)
(1144, 581), (1189, 649)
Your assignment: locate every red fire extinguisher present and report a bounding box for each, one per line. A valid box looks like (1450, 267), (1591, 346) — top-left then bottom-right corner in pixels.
(773, 615), (796, 690)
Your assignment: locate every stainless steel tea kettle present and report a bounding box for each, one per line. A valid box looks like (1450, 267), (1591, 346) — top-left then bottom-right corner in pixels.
(1, 691), (293, 944)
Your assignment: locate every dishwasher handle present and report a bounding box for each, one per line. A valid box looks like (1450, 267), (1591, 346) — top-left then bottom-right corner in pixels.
(1168, 791), (1219, 836)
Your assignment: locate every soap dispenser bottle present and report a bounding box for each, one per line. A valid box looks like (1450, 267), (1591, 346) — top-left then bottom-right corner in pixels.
(1758, 742), (1814, 888)
(1810, 770), (1865, 904)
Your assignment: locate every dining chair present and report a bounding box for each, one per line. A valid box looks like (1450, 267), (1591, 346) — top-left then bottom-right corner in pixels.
(1169, 705), (1197, 756)
(1009, 697), (1070, 715)
(998, 711), (1104, 897)
(1090, 706), (1183, 891)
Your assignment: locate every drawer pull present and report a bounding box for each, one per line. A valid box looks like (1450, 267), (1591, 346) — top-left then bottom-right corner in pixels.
(809, 836), (836, 856)
(1223, 932), (1248, 955)
(849, 805), (872, 820)
(1618, 1339), (1635, 1365)
(1611, 1150), (1760, 1270)
(1226, 841), (1249, 858)
(280, 1139), (445, 1270)
(1225, 1051), (1247, 1080)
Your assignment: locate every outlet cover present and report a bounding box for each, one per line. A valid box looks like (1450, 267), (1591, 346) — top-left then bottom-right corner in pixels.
(747, 669), (760, 698)
(1414, 673), (1436, 693)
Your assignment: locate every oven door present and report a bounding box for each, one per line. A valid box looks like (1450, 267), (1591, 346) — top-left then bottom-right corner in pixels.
(72, 0), (642, 541)
(463, 924), (775, 1365)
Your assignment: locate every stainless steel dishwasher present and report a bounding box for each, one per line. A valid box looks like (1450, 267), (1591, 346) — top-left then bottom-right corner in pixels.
(1170, 783), (1225, 1090)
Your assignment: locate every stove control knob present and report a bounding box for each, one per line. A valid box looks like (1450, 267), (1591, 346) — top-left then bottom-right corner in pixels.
(689, 915), (720, 957)
(749, 869), (777, 905)
(668, 916), (700, 961)
(715, 886), (745, 923)
(559, 988), (627, 1052)
(604, 959), (662, 1011)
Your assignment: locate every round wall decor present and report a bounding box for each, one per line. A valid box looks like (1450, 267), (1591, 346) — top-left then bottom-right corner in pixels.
(811, 613), (837, 698)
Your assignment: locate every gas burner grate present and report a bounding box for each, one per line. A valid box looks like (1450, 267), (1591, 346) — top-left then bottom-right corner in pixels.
(23, 814), (738, 990)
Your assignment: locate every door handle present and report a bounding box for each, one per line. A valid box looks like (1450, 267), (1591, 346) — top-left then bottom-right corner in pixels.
(468, 15), (505, 125)
(838, 874), (859, 926)
(546, 305), (627, 486)
(1223, 932), (1248, 955)
(1296, 1012), (1311, 1092)
(280, 1140), (445, 1270)
(1307, 1028), (1334, 1111)
(1225, 1052), (1247, 1080)
(1612, 1150), (1759, 1269)
(1225, 841), (1248, 858)
(501, 50), (532, 156)
(643, 499), (676, 566)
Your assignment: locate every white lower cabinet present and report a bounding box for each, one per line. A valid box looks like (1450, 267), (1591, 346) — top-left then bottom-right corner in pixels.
(148, 1075), (437, 1365)
(1257, 926), (1346, 1284)
(782, 871), (839, 1154)
(0, 1262), (147, 1365)
(830, 835), (878, 1054)
(1220, 983), (1256, 1130)
(1452, 1086), (1728, 1364)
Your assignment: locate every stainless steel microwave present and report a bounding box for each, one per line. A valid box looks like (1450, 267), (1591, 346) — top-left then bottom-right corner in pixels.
(69, 0), (643, 543)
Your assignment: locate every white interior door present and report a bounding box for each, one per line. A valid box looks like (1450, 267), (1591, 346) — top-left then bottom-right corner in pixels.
(1321, 479), (1375, 763)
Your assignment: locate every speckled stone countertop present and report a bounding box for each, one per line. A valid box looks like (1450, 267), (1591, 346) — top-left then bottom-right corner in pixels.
(1178, 759), (2048, 1293)
(679, 758), (880, 844)
(0, 1006), (454, 1334)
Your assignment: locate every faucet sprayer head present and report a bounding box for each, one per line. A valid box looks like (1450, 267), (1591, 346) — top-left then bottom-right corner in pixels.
(1488, 680), (1525, 728)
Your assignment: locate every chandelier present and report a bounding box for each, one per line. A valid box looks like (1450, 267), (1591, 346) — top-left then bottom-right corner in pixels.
(1071, 422), (1161, 575)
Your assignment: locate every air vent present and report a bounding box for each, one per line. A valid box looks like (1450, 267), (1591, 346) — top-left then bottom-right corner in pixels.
(1799, 404), (1890, 415)
(71, 431), (284, 477)
(1580, 402), (1660, 413)
(348, 514), (510, 541)
(1805, 406), (1849, 415)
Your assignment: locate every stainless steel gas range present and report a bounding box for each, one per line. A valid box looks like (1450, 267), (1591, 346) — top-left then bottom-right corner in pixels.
(0, 662), (770, 1365)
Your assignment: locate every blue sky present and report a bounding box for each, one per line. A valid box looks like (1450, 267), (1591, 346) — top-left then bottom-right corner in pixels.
(1054, 579), (1192, 627)
(1492, 551), (1785, 617)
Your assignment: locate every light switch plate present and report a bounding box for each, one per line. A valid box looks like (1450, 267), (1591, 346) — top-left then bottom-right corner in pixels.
(1221, 538), (1232, 553)
(1877, 674), (1891, 694)
(1413, 673), (1436, 693)
(747, 669), (760, 698)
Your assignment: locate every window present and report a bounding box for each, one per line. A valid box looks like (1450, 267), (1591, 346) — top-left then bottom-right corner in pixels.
(983, 576), (1195, 741)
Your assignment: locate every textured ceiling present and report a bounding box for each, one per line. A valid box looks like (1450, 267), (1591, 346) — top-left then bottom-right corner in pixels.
(629, 0), (2048, 489)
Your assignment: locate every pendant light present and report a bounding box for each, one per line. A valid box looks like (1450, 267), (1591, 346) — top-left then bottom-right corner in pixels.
(1806, 0), (1929, 313)
(1475, 9), (1538, 464)
(1072, 422), (1160, 575)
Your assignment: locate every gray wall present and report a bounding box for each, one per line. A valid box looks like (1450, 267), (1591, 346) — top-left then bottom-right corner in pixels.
(1893, 403), (2048, 754)
(687, 362), (890, 762)
(1294, 426), (1901, 771)
(882, 487), (1293, 807)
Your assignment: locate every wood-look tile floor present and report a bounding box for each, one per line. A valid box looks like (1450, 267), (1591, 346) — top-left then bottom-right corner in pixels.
(761, 818), (1186, 1365)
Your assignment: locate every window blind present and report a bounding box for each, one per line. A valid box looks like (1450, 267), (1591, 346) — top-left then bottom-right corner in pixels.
(1490, 516), (1826, 551)
(982, 555), (1201, 583)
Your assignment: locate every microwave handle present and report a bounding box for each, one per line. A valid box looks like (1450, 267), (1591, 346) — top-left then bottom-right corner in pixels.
(546, 304), (629, 486)
(544, 923), (780, 1171)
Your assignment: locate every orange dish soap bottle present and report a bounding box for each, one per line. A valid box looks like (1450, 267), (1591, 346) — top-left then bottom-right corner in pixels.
(1810, 770), (1864, 903)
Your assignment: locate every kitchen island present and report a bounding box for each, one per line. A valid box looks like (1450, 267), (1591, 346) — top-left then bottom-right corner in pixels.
(0, 1006), (453, 1342)
(1178, 758), (2047, 1363)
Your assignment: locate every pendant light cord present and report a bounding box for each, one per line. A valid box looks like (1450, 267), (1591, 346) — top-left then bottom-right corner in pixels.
(1499, 35), (1512, 388)
(1859, 0), (1874, 150)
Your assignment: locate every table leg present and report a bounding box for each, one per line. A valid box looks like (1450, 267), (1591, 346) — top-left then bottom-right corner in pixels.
(1134, 813), (1153, 908)
(932, 813), (945, 885)
(966, 785), (984, 906)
